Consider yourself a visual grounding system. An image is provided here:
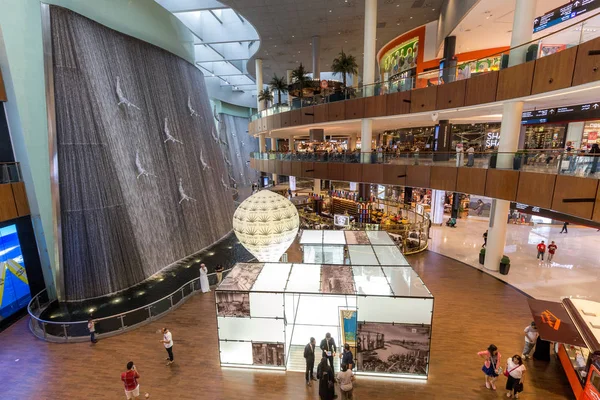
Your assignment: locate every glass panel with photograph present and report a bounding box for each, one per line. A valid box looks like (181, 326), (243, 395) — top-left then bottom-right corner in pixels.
(216, 291), (251, 317)
(321, 265), (355, 294)
(347, 245), (379, 265)
(357, 297), (433, 324)
(383, 267), (432, 298)
(219, 341), (253, 365)
(373, 246), (409, 266)
(352, 266), (393, 295)
(218, 317), (285, 342)
(322, 245), (344, 265)
(252, 342), (286, 367)
(344, 231), (370, 245)
(251, 263), (291, 292)
(217, 263), (264, 291)
(303, 245), (323, 264)
(285, 264), (321, 293)
(322, 230), (346, 245)
(366, 231), (395, 245)
(300, 230), (323, 244)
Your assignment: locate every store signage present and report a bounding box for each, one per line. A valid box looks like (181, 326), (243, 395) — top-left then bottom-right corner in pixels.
(521, 102), (600, 125)
(380, 37), (419, 81)
(486, 131), (500, 148)
(533, 0), (600, 33)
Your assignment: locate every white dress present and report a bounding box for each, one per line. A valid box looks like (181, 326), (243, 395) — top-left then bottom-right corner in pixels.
(200, 267), (210, 292)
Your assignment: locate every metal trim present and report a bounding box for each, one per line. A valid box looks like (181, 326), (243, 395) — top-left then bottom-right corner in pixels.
(41, 3), (65, 301)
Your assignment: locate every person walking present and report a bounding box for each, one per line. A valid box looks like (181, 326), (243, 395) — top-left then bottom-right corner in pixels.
(547, 241), (558, 262)
(522, 322), (539, 360)
(87, 318), (98, 344)
(160, 327), (174, 365)
(466, 145), (475, 167)
(505, 355), (526, 398)
(560, 221), (569, 234)
(199, 264), (210, 293)
(336, 363), (355, 400)
(340, 344), (354, 370)
(304, 337), (318, 386)
(536, 240), (546, 260)
(482, 230), (488, 248)
(215, 264), (224, 285)
(121, 361), (141, 400)
(478, 344), (501, 390)
(320, 333), (337, 371)
(317, 357), (336, 400)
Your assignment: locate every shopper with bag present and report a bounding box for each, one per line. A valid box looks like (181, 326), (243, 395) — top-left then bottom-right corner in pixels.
(317, 357), (336, 400)
(505, 355), (526, 398)
(478, 344), (502, 390)
(336, 363), (355, 400)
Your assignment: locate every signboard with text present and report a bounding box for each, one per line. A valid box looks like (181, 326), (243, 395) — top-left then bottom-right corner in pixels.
(533, 0), (600, 33)
(521, 102), (600, 125)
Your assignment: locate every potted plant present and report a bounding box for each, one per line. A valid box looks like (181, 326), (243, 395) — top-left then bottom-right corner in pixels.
(257, 88), (273, 109)
(499, 255), (511, 275)
(331, 49), (359, 98)
(479, 248), (486, 265)
(290, 63), (311, 105)
(513, 151), (524, 170)
(269, 74), (288, 106)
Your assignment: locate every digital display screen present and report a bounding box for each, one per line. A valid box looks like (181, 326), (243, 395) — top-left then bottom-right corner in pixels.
(533, 0), (600, 33)
(0, 225), (31, 321)
(334, 214), (350, 227)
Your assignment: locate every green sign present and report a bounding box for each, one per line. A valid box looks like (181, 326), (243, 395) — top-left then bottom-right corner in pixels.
(380, 37), (419, 79)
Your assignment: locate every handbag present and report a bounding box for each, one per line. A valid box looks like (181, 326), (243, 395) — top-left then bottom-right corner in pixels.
(515, 382), (524, 392)
(490, 355), (502, 375)
(504, 365), (519, 377)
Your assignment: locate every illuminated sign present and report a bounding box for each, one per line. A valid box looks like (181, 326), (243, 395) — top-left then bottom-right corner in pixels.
(522, 101), (600, 125)
(485, 131), (500, 148)
(533, 0), (600, 33)
(541, 309), (562, 330)
(380, 37), (419, 80)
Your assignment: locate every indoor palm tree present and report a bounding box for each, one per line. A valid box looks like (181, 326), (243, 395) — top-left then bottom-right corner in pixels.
(291, 63), (311, 100)
(331, 50), (359, 88)
(269, 74), (288, 105)
(257, 88), (273, 109)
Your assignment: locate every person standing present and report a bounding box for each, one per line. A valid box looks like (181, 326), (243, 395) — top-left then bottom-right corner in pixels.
(505, 355), (526, 398)
(320, 333), (337, 370)
(160, 328), (174, 365)
(522, 322), (539, 360)
(341, 343), (354, 370)
(121, 361), (141, 400)
(560, 221), (569, 234)
(317, 357), (335, 400)
(547, 241), (558, 262)
(590, 143), (600, 174)
(87, 318), (98, 344)
(456, 143), (464, 167)
(199, 264), (210, 293)
(482, 230), (488, 248)
(304, 337), (317, 386)
(336, 363), (355, 400)
(478, 344), (501, 390)
(536, 241), (546, 260)
(466, 145), (475, 167)
(215, 265), (224, 285)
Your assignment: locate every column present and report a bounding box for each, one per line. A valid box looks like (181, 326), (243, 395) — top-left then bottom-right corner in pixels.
(289, 176), (296, 191)
(256, 58), (264, 111)
(314, 178), (321, 195)
(484, 200), (510, 272)
(363, 0), (377, 96)
(430, 189), (445, 225)
(286, 69), (293, 105)
(566, 122), (585, 148)
(271, 137), (278, 184)
(258, 133), (266, 153)
(352, 69), (359, 88)
(442, 36), (456, 84)
(360, 119), (373, 163)
(289, 137), (296, 153)
(508, 0), (536, 67)
(312, 36), (321, 81)
(497, 101), (524, 168)
(451, 192), (460, 219)
(348, 132), (358, 151)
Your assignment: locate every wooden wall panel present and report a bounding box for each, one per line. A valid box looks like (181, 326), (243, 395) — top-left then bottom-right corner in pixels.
(382, 164), (407, 186)
(275, 160), (283, 175)
(345, 98), (365, 119)
(456, 168), (487, 196)
(271, 114), (281, 130)
(267, 159), (275, 173)
(280, 111), (292, 128)
(314, 104), (329, 123)
(573, 37), (600, 87)
(364, 95), (387, 118)
(485, 169), (519, 201)
(248, 120), (254, 136)
(313, 162), (329, 180)
(361, 164), (383, 183)
(406, 165), (431, 189)
(0, 67), (7, 102)
(250, 158), (256, 170)
(301, 106), (314, 125)
(429, 166), (457, 191)
(551, 175), (599, 219)
(301, 162), (315, 178)
(496, 61), (535, 101)
(385, 91), (411, 116)
(465, 71), (499, 106)
(0, 184), (18, 222)
(593, 184), (600, 223)
(328, 101), (345, 121)
(281, 161), (292, 176)
(290, 109), (302, 126)
(291, 161), (302, 177)
(410, 86), (437, 113)
(436, 80), (466, 110)
(531, 46), (577, 95)
(515, 172), (556, 209)
(328, 163), (345, 181)
(343, 164), (363, 183)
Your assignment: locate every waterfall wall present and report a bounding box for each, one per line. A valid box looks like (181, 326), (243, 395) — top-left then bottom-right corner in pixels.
(217, 113), (259, 188)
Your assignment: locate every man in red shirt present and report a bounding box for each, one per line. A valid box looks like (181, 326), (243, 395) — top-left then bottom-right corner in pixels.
(121, 361), (140, 399)
(537, 241), (546, 261)
(548, 241), (558, 262)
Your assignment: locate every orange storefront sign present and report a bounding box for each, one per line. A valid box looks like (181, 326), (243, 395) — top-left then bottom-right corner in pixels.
(541, 309), (562, 330)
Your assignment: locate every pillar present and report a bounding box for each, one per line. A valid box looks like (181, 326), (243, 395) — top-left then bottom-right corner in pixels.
(258, 133), (266, 152)
(433, 120), (452, 161)
(566, 122), (585, 149)
(497, 101), (524, 168)
(358, 183), (370, 201)
(430, 189), (445, 225)
(312, 36), (321, 81)
(451, 192), (460, 219)
(286, 69), (293, 105)
(363, 0), (377, 96)
(271, 137), (278, 184)
(289, 137), (296, 153)
(348, 132), (357, 151)
(314, 178), (321, 195)
(508, 0), (536, 67)
(352, 70), (359, 88)
(404, 187), (413, 205)
(442, 36), (456, 84)
(289, 176), (296, 191)
(484, 199), (510, 272)
(256, 58), (264, 111)
(360, 119), (373, 163)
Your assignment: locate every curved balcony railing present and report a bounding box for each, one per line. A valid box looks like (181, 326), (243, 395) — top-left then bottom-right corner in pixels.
(251, 11), (600, 121)
(27, 269), (232, 343)
(252, 150), (600, 179)
(0, 162), (22, 183)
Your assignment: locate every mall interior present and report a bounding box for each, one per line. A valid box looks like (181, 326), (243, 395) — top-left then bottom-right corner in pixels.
(1, 0), (600, 399)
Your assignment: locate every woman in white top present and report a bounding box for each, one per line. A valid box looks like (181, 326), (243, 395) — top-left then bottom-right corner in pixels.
(199, 264), (210, 293)
(505, 355), (526, 398)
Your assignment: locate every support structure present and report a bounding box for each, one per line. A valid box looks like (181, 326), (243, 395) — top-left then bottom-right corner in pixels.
(348, 132), (357, 151)
(430, 190), (445, 225)
(313, 178), (321, 195)
(286, 69), (293, 105)
(258, 133), (266, 152)
(508, 0), (536, 67)
(360, 119), (373, 163)
(271, 137), (278, 184)
(312, 36), (320, 81)
(362, 0), (377, 96)
(255, 58), (264, 111)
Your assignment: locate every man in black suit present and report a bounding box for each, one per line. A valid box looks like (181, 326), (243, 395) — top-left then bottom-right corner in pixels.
(304, 337), (317, 386)
(320, 332), (337, 370)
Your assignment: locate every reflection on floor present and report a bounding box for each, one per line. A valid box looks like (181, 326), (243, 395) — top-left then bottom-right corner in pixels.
(0, 252), (574, 399)
(429, 216), (600, 301)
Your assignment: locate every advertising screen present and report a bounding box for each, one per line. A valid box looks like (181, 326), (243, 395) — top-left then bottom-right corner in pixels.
(0, 224), (31, 321)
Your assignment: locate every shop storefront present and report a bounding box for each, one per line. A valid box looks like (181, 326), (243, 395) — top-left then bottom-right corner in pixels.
(582, 121), (600, 149)
(523, 124), (567, 149)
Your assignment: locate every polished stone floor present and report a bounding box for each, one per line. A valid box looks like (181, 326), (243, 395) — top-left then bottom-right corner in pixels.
(429, 216), (600, 302)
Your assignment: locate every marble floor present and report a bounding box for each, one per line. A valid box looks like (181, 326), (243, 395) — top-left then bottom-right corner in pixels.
(429, 216), (600, 302)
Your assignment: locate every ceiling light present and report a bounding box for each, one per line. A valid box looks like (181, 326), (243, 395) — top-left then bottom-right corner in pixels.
(329, 9), (332, 12)
(410, 16), (413, 19)
(292, 35), (295, 37)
